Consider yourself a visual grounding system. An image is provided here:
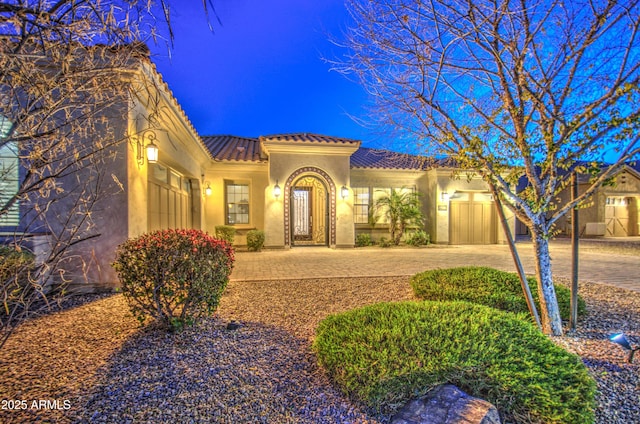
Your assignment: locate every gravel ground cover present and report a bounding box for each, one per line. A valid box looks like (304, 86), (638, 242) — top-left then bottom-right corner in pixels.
(0, 276), (638, 423)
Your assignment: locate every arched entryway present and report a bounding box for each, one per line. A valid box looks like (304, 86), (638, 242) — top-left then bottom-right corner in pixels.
(283, 167), (336, 247)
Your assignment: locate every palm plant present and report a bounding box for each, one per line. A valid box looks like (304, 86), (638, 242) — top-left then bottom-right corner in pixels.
(371, 188), (424, 245)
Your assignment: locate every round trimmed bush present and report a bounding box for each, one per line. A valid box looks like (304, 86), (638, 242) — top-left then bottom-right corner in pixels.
(314, 301), (596, 423)
(246, 229), (265, 252)
(410, 266), (586, 321)
(113, 229), (234, 331)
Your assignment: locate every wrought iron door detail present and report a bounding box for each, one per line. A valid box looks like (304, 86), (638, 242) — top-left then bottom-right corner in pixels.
(283, 167), (336, 247)
(293, 187), (312, 240)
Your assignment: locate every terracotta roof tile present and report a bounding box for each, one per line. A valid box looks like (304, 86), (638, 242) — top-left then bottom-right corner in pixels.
(201, 135), (265, 162)
(260, 133), (360, 145)
(350, 147), (432, 170)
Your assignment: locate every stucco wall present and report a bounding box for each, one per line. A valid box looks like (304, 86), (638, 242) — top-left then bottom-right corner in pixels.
(434, 169), (514, 244)
(266, 151), (354, 248)
(350, 168), (429, 243)
(202, 161), (269, 246)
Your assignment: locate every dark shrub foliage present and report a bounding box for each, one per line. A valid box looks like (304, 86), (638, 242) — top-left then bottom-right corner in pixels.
(214, 225), (236, 244)
(1, 246), (36, 316)
(246, 229), (265, 252)
(355, 233), (373, 247)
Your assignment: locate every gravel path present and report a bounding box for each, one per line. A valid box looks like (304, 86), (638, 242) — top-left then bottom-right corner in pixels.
(0, 276), (638, 423)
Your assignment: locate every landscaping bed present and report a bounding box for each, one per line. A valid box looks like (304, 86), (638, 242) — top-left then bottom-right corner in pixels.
(0, 277), (638, 423)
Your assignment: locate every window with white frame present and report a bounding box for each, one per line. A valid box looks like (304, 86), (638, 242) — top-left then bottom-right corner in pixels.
(226, 182), (250, 225)
(353, 187), (370, 223)
(0, 115), (18, 226)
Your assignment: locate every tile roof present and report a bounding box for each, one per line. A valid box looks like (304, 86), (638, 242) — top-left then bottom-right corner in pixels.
(201, 135), (265, 162)
(259, 133), (360, 145)
(201, 134), (449, 171)
(350, 147), (433, 170)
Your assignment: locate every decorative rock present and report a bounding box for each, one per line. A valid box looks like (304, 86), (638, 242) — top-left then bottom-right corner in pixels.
(226, 320), (243, 330)
(392, 384), (501, 424)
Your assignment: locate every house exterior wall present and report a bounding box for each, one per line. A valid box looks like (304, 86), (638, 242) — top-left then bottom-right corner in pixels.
(350, 168), (429, 243)
(53, 99), (131, 292)
(433, 169), (513, 244)
(202, 161), (269, 246)
(266, 152), (354, 248)
(66, 62), (210, 291)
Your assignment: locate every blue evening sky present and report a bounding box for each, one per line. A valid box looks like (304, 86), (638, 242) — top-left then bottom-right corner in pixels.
(149, 1), (386, 147)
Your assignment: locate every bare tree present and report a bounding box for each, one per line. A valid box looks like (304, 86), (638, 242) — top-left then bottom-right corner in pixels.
(0, 0), (185, 348)
(340, 0), (640, 335)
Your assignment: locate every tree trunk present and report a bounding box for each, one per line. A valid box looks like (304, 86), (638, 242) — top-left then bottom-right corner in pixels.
(531, 233), (564, 335)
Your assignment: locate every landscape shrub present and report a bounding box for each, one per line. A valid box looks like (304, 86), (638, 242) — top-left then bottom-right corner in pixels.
(405, 229), (430, 246)
(314, 301), (596, 423)
(246, 229), (265, 251)
(378, 237), (392, 248)
(355, 233), (373, 247)
(410, 266), (586, 321)
(0, 246), (35, 316)
(214, 225), (236, 244)
(112, 229), (234, 331)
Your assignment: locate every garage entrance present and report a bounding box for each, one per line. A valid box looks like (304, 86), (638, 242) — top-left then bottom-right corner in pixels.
(148, 163), (195, 231)
(449, 192), (497, 244)
(605, 196), (638, 236)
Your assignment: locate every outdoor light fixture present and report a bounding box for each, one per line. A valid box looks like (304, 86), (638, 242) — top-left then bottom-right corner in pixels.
(135, 129), (159, 165)
(146, 140), (159, 163)
(441, 191), (450, 202)
(341, 185), (349, 200)
(204, 183), (212, 196)
(609, 333), (639, 363)
(274, 180), (281, 198)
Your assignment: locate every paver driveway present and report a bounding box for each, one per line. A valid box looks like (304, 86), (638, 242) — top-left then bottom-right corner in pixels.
(231, 240), (640, 292)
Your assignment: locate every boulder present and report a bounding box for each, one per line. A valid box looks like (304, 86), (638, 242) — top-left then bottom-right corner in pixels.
(392, 384), (501, 424)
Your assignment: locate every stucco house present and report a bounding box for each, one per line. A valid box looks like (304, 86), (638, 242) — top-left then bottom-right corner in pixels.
(539, 165), (640, 238)
(2, 50), (514, 291)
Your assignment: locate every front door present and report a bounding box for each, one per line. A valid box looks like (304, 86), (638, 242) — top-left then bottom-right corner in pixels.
(290, 176), (328, 245)
(293, 187), (313, 242)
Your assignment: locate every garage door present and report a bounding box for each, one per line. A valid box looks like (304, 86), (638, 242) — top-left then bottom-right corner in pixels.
(450, 192), (497, 244)
(148, 163), (193, 231)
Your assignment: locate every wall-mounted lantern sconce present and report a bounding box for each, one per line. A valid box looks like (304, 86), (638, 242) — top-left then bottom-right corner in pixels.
(274, 180), (281, 198)
(341, 185), (349, 200)
(610, 333), (638, 363)
(135, 129), (159, 166)
(204, 183), (212, 196)
(441, 191), (450, 202)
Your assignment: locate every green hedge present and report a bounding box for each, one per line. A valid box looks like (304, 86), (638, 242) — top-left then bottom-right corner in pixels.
(410, 266), (586, 321)
(215, 225), (236, 244)
(246, 229), (265, 252)
(314, 301), (596, 423)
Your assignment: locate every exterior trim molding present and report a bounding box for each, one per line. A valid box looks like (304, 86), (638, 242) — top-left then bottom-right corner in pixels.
(284, 166), (336, 247)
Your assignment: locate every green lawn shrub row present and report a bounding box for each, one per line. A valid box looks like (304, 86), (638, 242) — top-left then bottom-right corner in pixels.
(314, 301), (596, 423)
(410, 266), (586, 321)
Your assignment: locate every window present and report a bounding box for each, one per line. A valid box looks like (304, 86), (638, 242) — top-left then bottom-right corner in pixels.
(226, 182), (250, 225)
(353, 187), (370, 224)
(0, 115), (18, 226)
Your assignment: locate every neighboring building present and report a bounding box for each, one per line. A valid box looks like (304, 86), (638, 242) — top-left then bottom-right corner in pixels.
(2, 49), (514, 291)
(546, 165), (640, 238)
